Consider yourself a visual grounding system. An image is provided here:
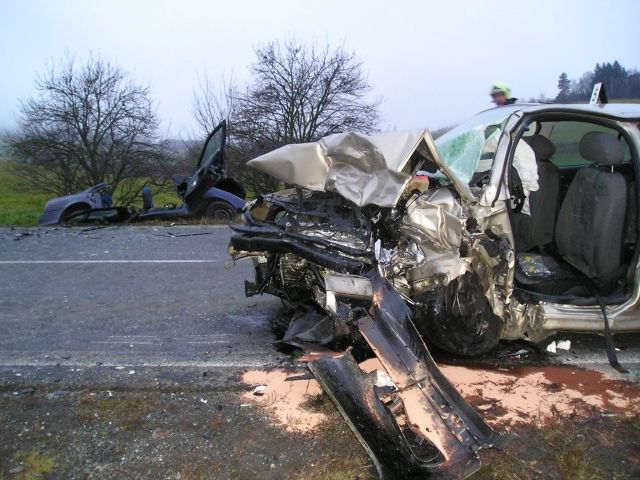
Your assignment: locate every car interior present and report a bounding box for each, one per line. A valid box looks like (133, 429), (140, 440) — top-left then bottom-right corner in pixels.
(509, 118), (637, 305)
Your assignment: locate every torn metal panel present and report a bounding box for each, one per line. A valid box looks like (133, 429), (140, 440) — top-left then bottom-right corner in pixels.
(368, 273), (512, 448)
(309, 352), (453, 480)
(324, 273), (373, 313)
(248, 129), (473, 207)
(402, 189), (465, 253)
(309, 273), (513, 480)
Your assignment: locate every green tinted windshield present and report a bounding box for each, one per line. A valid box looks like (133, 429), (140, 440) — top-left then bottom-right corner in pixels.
(434, 106), (520, 184)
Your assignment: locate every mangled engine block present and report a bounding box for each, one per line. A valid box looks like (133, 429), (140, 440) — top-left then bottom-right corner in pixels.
(232, 186), (511, 356)
(229, 187), (514, 479)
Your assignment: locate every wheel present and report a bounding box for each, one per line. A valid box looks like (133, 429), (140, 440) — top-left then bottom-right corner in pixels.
(203, 201), (236, 224)
(414, 272), (503, 356)
(61, 204), (91, 224)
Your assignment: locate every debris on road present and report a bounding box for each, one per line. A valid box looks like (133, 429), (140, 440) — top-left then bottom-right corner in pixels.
(253, 385), (267, 396)
(547, 339), (572, 354)
(46, 389), (71, 400)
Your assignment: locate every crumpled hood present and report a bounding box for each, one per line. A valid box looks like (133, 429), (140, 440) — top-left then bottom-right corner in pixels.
(248, 129), (444, 207)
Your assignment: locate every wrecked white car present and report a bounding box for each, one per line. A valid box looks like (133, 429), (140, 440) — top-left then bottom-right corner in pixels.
(228, 103), (640, 478)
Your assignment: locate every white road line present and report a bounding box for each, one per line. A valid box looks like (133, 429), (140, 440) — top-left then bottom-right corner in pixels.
(106, 335), (160, 338)
(0, 360), (285, 368)
(92, 341), (231, 345)
(0, 260), (218, 264)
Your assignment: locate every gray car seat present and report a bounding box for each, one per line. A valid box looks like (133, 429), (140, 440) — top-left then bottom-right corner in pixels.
(516, 131), (627, 294)
(555, 131), (627, 287)
(512, 134), (561, 252)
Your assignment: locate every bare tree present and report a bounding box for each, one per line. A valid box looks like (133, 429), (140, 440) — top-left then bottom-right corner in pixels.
(6, 54), (166, 204)
(192, 73), (239, 137)
(180, 73), (241, 175)
(196, 38), (381, 196)
(235, 39), (381, 146)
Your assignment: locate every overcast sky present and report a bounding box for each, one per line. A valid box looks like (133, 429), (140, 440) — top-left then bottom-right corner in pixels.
(1, 0), (638, 138)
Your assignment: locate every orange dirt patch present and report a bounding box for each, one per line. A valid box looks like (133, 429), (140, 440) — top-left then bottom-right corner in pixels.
(245, 361), (640, 433)
(439, 364), (640, 427)
(241, 369), (325, 433)
(360, 358), (640, 428)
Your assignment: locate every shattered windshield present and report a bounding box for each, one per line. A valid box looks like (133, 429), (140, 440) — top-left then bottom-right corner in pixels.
(434, 106), (521, 184)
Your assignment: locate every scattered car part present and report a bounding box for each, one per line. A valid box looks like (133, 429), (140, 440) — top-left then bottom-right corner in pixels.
(39, 121), (246, 225)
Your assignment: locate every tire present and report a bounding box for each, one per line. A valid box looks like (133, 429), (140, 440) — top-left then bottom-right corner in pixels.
(414, 272), (503, 356)
(203, 201), (236, 224)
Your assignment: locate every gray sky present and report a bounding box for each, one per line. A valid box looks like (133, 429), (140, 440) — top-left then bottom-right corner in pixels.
(1, 0), (639, 138)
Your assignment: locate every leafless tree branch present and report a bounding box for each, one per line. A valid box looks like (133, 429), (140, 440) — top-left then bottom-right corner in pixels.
(192, 39), (382, 196)
(5, 54), (168, 204)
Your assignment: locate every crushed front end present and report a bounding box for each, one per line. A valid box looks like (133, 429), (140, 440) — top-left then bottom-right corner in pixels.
(228, 130), (515, 479)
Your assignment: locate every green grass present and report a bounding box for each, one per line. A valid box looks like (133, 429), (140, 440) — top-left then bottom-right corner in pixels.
(76, 394), (155, 430)
(0, 161), (50, 226)
(11, 450), (55, 480)
(0, 160), (183, 227)
(540, 424), (605, 480)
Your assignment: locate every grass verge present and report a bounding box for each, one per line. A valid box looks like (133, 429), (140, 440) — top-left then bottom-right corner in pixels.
(0, 160), (182, 227)
(11, 450), (55, 480)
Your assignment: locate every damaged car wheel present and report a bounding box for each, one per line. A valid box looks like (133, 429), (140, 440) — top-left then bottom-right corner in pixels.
(415, 272), (503, 356)
(61, 204), (91, 223)
(203, 201), (236, 223)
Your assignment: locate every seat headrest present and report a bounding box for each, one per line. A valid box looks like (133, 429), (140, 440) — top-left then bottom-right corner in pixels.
(579, 131), (625, 166)
(524, 135), (556, 161)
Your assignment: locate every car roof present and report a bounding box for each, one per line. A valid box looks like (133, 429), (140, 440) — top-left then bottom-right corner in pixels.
(516, 102), (640, 121)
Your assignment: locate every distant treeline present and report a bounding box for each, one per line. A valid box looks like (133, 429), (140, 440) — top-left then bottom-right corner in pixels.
(556, 61), (640, 102)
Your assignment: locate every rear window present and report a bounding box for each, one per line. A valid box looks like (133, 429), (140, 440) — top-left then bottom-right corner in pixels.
(545, 121), (631, 167)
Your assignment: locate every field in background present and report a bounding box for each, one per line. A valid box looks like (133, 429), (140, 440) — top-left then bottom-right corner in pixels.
(0, 160), (50, 226)
(0, 160), (179, 227)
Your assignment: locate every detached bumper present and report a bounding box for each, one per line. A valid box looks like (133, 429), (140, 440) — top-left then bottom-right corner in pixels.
(309, 274), (514, 479)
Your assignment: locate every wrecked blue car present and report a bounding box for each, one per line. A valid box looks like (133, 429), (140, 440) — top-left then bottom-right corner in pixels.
(39, 121), (246, 225)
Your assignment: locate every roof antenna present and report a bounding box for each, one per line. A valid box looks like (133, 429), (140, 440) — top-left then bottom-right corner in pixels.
(590, 82), (608, 105)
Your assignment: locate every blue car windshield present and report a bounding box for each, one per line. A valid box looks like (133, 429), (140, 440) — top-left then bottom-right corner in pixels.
(434, 106), (521, 184)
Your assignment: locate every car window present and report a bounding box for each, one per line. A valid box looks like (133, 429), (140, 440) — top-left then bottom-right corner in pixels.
(545, 121), (631, 168)
(198, 122), (226, 170)
(434, 106), (520, 184)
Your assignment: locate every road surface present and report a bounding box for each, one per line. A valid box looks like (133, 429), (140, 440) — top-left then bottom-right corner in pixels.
(1, 225), (638, 383)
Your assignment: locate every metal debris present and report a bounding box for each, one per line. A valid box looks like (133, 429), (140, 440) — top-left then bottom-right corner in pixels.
(253, 385), (267, 396)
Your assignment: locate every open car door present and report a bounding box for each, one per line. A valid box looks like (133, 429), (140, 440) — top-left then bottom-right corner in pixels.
(179, 120), (227, 210)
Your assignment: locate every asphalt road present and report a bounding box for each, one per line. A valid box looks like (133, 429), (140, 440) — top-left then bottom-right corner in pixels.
(1, 224), (639, 383)
(0, 225), (290, 374)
